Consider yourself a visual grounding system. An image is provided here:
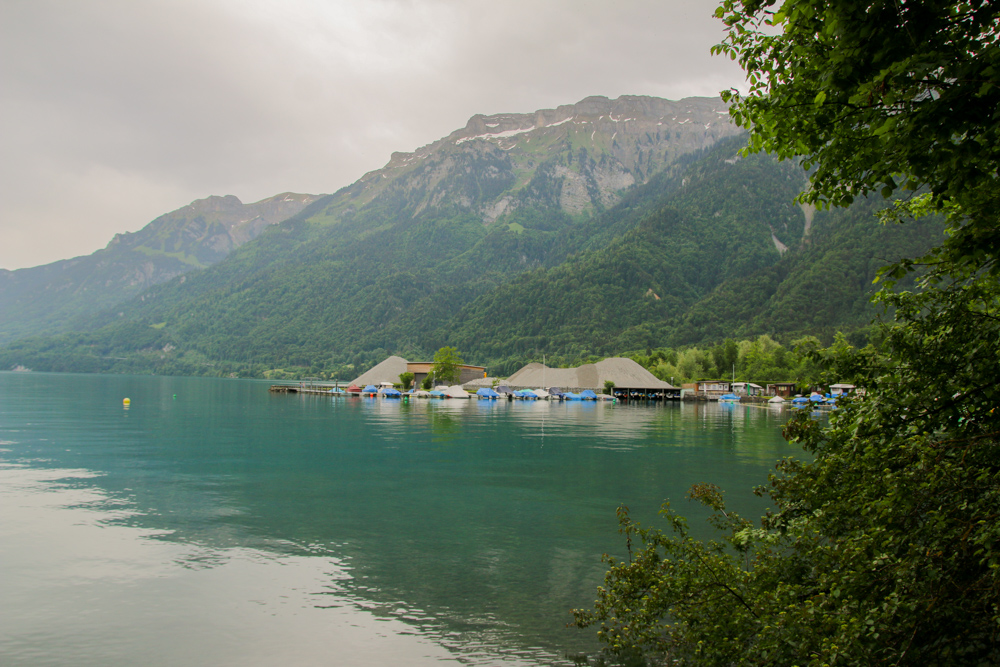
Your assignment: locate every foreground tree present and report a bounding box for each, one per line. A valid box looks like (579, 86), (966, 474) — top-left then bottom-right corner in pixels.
(574, 0), (1000, 663)
(714, 0), (1000, 265)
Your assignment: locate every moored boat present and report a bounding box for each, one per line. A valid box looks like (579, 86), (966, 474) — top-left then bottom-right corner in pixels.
(444, 385), (472, 399)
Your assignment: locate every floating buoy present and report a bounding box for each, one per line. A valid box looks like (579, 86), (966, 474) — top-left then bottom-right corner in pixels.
(173, 394), (177, 400)
(123, 398), (131, 406)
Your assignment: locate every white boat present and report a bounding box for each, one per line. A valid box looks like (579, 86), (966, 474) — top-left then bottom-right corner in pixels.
(531, 388), (551, 399)
(444, 385), (472, 399)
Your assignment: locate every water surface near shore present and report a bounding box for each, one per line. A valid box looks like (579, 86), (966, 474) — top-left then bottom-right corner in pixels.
(0, 372), (797, 666)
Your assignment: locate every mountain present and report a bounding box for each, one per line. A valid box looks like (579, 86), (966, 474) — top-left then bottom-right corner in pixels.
(0, 95), (942, 379)
(0, 192), (319, 343)
(426, 144), (942, 375)
(338, 94), (738, 221)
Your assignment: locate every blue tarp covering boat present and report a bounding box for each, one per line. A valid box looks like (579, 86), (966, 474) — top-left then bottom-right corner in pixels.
(719, 393), (740, 401)
(514, 389), (536, 399)
(382, 388), (401, 398)
(563, 392), (583, 400)
(476, 388), (499, 399)
(363, 384), (378, 395)
(428, 390), (446, 398)
(580, 389), (597, 400)
(791, 396), (810, 404)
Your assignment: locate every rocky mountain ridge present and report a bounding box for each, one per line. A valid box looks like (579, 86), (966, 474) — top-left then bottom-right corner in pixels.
(0, 192), (318, 342)
(311, 95), (741, 227)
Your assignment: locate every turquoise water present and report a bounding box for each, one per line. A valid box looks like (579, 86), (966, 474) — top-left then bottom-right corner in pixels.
(0, 372), (797, 666)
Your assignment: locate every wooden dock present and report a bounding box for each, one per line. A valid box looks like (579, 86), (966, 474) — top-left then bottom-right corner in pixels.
(269, 382), (347, 395)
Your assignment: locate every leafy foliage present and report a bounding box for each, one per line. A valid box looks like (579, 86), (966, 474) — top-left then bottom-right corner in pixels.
(398, 372), (414, 391)
(431, 347), (463, 385)
(714, 0), (1000, 269)
(576, 278), (1000, 665)
(573, 0), (1000, 663)
(623, 334), (821, 387)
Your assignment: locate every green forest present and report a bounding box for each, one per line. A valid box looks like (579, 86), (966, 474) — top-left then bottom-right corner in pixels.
(570, 0), (1000, 664)
(0, 135), (941, 382)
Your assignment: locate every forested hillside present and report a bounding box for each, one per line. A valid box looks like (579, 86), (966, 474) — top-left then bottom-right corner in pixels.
(431, 147), (940, 374)
(0, 96), (942, 380)
(0, 193), (318, 343)
(0, 140), (942, 379)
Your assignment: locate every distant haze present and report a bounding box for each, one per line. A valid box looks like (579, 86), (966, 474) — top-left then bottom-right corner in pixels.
(0, 0), (744, 270)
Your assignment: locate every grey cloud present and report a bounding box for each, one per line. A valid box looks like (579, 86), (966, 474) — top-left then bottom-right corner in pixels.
(0, 0), (743, 269)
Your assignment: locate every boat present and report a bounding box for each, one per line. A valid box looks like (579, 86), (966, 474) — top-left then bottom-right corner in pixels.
(381, 388), (402, 398)
(719, 393), (740, 402)
(476, 388), (500, 399)
(580, 389), (598, 400)
(428, 390), (447, 399)
(531, 388), (551, 400)
(547, 388), (566, 401)
(563, 392), (583, 401)
(444, 385), (472, 399)
(362, 384), (379, 397)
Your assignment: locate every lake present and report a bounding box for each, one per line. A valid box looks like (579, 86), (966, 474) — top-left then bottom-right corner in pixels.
(0, 372), (798, 666)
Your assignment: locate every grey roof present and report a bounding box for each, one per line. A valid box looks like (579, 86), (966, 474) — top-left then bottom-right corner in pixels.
(505, 357), (673, 390)
(351, 356), (409, 386)
(462, 376), (500, 389)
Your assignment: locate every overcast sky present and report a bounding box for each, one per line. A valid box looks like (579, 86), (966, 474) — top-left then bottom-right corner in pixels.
(0, 0), (745, 270)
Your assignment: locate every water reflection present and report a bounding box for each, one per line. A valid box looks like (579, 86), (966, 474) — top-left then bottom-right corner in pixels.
(0, 373), (798, 666)
(0, 465), (476, 667)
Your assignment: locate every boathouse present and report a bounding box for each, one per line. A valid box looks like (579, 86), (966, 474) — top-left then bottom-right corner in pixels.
(350, 356), (487, 389)
(732, 382), (764, 397)
(692, 380), (732, 399)
(504, 357), (678, 399)
(766, 382), (797, 398)
(407, 361), (487, 389)
(350, 356), (411, 387)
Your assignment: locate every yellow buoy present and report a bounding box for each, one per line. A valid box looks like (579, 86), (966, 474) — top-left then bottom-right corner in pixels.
(123, 398), (131, 406)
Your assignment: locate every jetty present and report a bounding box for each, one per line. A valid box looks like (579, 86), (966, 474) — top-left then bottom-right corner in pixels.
(269, 379), (344, 395)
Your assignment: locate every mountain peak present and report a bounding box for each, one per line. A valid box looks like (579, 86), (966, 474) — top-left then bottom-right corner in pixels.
(361, 95), (740, 221)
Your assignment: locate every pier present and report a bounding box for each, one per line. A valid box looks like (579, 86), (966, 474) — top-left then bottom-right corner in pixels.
(269, 379), (345, 395)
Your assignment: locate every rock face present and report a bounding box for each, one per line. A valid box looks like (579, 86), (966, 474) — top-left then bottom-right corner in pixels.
(319, 95), (740, 226)
(0, 94), (740, 347)
(0, 192), (319, 343)
(106, 192), (320, 268)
